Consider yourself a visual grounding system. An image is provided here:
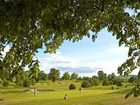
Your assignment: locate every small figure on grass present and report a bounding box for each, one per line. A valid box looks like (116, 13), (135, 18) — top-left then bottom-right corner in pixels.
(33, 88), (38, 96)
(79, 87), (82, 93)
(111, 86), (114, 90)
(64, 94), (67, 100)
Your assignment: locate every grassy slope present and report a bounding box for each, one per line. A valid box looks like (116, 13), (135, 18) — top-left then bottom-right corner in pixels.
(0, 80), (140, 105)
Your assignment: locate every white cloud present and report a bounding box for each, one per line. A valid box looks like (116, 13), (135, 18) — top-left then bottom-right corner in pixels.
(38, 52), (101, 76)
(37, 45), (138, 77)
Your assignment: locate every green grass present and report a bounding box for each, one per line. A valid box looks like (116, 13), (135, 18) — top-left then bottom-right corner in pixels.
(0, 80), (139, 105)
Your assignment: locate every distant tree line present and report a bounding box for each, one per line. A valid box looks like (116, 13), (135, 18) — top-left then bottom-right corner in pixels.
(0, 68), (136, 88)
(0, 68), (78, 87)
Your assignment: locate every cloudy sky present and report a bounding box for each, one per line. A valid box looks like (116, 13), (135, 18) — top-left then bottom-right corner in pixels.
(36, 28), (138, 77)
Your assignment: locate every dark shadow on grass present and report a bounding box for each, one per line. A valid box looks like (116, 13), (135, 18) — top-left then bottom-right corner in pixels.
(108, 89), (130, 95)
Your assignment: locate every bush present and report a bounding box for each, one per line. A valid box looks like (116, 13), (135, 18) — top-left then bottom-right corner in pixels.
(116, 80), (123, 86)
(23, 79), (31, 87)
(15, 80), (23, 86)
(31, 79), (36, 85)
(69, 84), (76, 90)
(81, 80), (92, 88)
(2, 79), (9, 87)
(92, 79), (100, 86)
(102, 79), (110, 86)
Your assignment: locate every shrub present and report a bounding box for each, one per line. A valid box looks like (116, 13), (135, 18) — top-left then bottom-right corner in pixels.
(92, 79), (100, 86)
(69, 84), (76, 90)
(2, 79), (9, 87)
(15, 80), (23, 86)
(31, 79), (36, 85)
(102, 79), (110, 86)
(116, 80), (123, 86)
(81, 80), (92, 88)
(23, 79), (31, 87)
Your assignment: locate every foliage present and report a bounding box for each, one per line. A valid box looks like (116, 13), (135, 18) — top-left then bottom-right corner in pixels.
(48, 68), (60, 82)
(92, 79), (100, 86)
(125, 72), (140, 98)
(108, 73), (116, 81)
(15, 79), (23, 86)
(71, 73), (78, 80)
(102, 79), (110, 86)
(98, 71), (107, 81)
(69, 83), (76, 90)
(38, 71), (48, 81)
(81, 80), (92, 88)
(107, 73), (117, 85)
(2, 79), (9, 87)
(116, 79), (123, 86)
(62, 72), (70, 80)
(128, 77), (136, 84)
(78, 77), (83, 80)
(0, 0), (140, 97)
(23, 79), (31, 87)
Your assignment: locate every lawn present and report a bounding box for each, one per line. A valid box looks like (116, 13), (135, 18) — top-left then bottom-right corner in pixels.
(0, 81), (139, 105)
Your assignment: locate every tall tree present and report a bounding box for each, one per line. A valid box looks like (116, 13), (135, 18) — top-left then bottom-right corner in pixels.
(108, 73), (116, 84)
(48, 68), (60, 82)
(97, 71), (107, 81)
(62, 72), (70, 80)
(38, 70), (48, 81)
(0, 0), (139, 97)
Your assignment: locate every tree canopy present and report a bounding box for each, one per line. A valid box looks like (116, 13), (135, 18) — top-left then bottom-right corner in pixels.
(48, 68), (60, 82)
(0, 0), (140, 97)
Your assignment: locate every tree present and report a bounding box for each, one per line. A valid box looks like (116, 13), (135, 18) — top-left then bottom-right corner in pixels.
(81, 80), (92, 88)
(38, 70), (48, 81)
(71, 73), (78, 80)
(92, 79), (100, 86)
(92, 75), (98, 79)
(62, 72), (70, 80)
(115, 78), (123, 86)
(48, 68), (60, 82)
(14, 68), (25, 86)
(108, 73), (117, 85)
(0, 1), (139, 97)
(128, 77), (136, 84)
(108, 73), (116, 81)
(102, 79), (110, 86)
(78, 77), (83, 80)
(23, 79), (31, 87)
(2, 79), (9, 87)
(97, 71), (107, 81)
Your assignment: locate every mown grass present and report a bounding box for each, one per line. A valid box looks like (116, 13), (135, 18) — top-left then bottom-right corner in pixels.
(0, 80), (139, 105)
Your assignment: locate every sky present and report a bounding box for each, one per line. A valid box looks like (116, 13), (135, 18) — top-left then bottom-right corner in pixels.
(37, 8), (140, 77)
(36, 28), (133, 77)
(2, 28), (138, 77)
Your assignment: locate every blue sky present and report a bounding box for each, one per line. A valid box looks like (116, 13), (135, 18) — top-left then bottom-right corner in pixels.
(2, 9), (138, 77)
(35, 9), (140, 77)
(36, 29), (134, 77)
